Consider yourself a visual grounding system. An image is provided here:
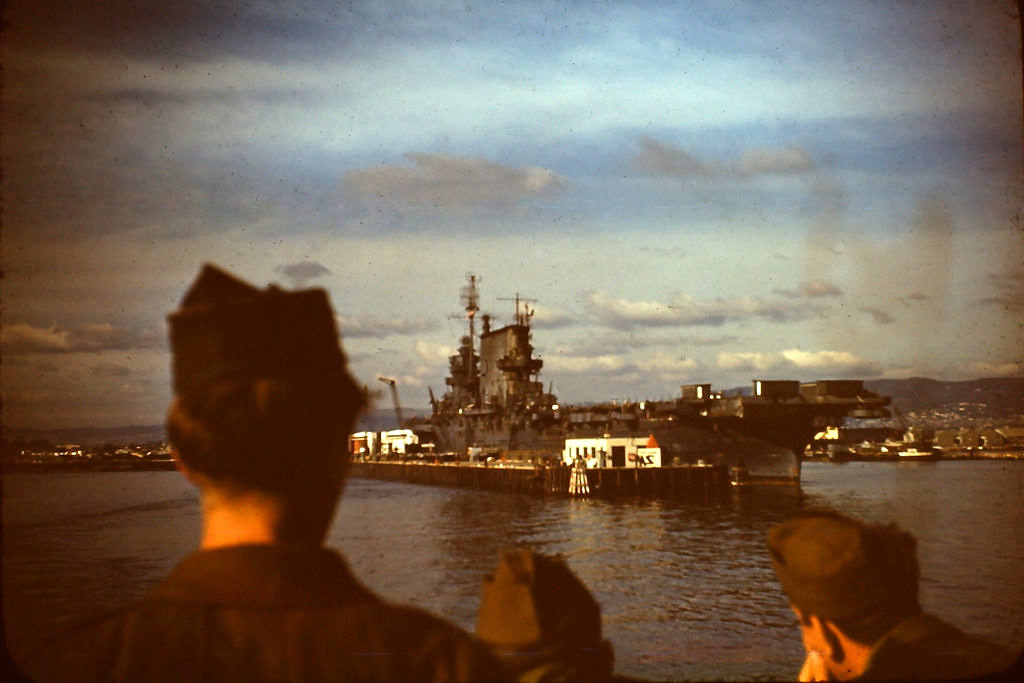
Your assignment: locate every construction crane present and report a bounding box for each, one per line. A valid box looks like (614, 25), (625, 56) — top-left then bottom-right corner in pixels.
(377, 375), (404, 426)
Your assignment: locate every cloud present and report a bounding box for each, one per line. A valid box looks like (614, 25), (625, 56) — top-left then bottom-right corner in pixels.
(717, 348), (880, 376)
(544, 350), (701, 382)
(2, 322), (159, 354)
(961, 361), (1021, 378)
(781, 349), (870, 370)
(634, 353), (700, 375)
(529, 303), (575, 330)
(717, 352), (783, 372)
(276, 261), (331, 287)
(737, 147), (815, 175)
(632, 138), (711, 176)
(545, 354), (629, 375)
(632, 137), (814, 178)
(774, 279), (844, 298)
(342, 154), (567, 210)
(338, 316), (439, 339)
(980, 271), (1024, 311)
(587, 291), (822, 330)
(898, 292), (930, 306)
(414, 340), (452, 365)
(396, 374), (426, 389)
(637, 245), (687, 259)
(860, 307), (896, 325)
(586, 292), (680, 328)
(552, 331), (735, 359)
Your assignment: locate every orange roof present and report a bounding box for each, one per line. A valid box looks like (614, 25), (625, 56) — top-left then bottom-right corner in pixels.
(645, 433), (659, 448)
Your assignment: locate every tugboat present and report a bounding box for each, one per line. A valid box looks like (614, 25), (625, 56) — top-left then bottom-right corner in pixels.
(410, 274), (893, 483)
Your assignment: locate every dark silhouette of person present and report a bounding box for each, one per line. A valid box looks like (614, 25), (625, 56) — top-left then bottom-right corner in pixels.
(767, 509), (1018, 681)
(476, 549), (616, 681)
(22, 264), (508, 682)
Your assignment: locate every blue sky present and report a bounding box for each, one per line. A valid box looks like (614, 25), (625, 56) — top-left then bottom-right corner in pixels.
(2, 0), (1021, 428)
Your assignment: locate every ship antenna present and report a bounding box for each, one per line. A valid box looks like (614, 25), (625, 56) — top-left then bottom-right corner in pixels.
(460, 273), (480, 403)
(460, 272), (480, 349)
(498, 292), (537, 327)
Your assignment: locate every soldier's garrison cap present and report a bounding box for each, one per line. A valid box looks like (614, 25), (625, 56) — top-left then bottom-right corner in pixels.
(767, 510), (920, 622)
(167, 263), (355, 399)
(476, 549), (602, 651)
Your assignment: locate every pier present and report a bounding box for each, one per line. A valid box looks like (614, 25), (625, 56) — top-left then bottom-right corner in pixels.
(349, 461), (731, 499)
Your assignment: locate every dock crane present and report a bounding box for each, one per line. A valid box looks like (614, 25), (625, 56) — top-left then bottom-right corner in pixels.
(377, 375), (404, 426)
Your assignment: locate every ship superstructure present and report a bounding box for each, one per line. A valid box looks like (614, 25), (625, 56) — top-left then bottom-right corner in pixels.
(429, 275), (562, 457)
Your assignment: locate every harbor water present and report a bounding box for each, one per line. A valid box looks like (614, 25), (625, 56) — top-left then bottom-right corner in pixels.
(4, 460), (1023, 680)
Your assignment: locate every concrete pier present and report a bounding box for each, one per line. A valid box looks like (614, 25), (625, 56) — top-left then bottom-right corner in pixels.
(349, 461), (730, 499)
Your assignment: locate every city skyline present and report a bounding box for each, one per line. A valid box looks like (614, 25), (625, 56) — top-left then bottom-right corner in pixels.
(3, 1), (1022, 428)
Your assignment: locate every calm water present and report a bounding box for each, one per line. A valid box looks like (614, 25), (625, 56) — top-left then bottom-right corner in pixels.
(4, 461), (1023, 680)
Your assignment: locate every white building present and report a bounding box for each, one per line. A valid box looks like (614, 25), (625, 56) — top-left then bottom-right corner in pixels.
(348, 431), (379, 457)
(562, 435), (662, 468)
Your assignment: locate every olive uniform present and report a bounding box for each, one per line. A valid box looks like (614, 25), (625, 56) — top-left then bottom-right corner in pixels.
(23, 545), (508, 682)
(862, 613), (1017, 681)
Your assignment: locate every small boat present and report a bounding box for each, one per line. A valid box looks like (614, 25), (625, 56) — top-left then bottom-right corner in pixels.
(898, 446), (939, 460)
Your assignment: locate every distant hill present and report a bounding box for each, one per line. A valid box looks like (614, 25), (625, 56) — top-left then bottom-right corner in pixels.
(864, 377), (1024, 418)
(6, 424), (167, 447)
(6, 409), (431, 446)
(354, 407), (429, 432)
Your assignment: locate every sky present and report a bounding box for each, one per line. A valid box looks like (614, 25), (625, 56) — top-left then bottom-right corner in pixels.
(2, 0), (1022, 430)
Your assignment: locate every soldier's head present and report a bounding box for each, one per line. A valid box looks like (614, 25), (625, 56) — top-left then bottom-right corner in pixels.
(166, 264), (364, 539)
(476, 549), (614, 680)
(768, 510), (921, 679)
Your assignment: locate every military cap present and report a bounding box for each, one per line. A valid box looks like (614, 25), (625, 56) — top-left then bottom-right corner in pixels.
(476, 549), (602, 652)
(167, 263), (355, 398)
(767, 510), (920, 622)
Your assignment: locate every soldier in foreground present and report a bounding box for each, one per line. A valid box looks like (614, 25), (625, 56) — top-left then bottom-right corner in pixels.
(768, 509), (1018, 681)
(25, 264), (508, 682)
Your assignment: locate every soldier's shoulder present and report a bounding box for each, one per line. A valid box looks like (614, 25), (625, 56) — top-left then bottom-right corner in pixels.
(345, 600), (511, 680)
(15, 605), (136, 682)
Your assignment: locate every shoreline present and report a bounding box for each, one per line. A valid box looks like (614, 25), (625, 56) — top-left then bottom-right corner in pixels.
(803, 451), (1024, 463)
(2, 459), (177, 473)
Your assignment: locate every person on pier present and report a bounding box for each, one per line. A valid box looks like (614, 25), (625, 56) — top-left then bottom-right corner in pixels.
(24, 264), (508, 683)
(767, 509), (1018, 681)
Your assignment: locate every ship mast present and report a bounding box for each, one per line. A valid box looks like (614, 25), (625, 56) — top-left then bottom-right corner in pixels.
(460, 273), (480, 403)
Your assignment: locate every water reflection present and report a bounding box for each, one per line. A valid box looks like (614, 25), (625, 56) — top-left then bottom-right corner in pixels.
(4, 462), (1022, 681)
(350, 483), (813, 680)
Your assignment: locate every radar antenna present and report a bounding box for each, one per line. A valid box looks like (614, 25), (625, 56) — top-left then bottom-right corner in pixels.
(498, 293), (537, 327)
(448, 273), (481, 344)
